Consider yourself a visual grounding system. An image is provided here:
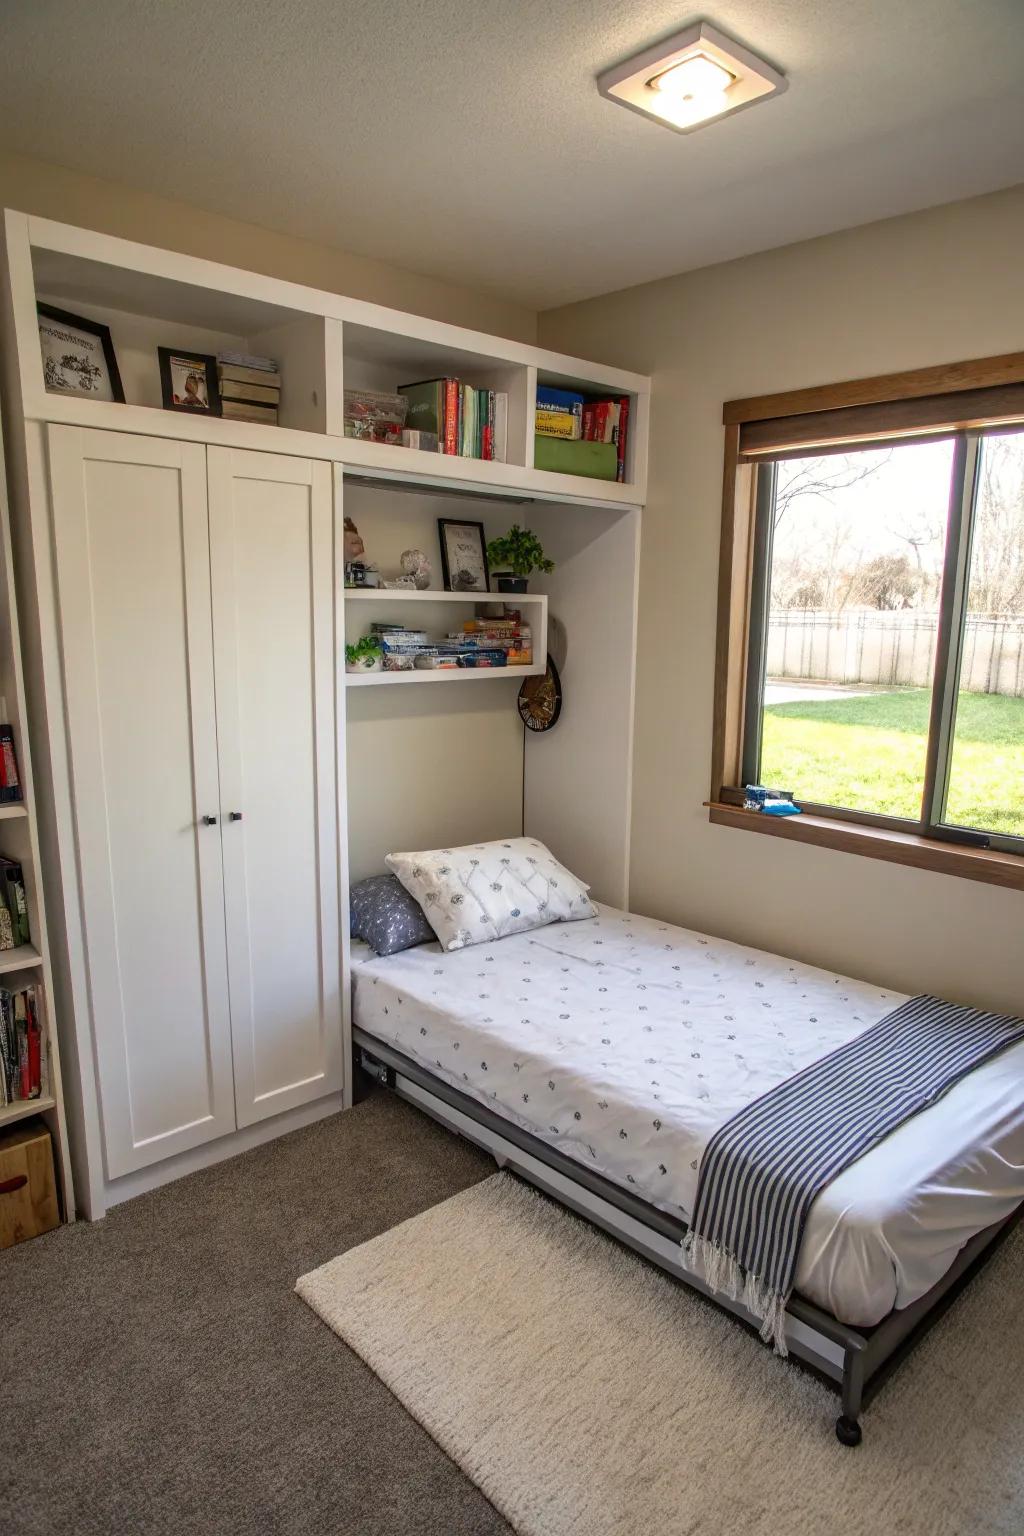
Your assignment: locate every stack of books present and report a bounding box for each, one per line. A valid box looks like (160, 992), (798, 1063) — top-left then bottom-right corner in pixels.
(397, 378), (508, 461)
(454, 615), (533, 667)
(217, 352), (281, 425)
(361, 612), (532, 669)
(0, 856), (29, 952)
(534, 386), (630, 482)
(0, 984), (45, 1105)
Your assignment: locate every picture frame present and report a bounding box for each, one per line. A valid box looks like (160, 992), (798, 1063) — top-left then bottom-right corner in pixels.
(438, 518), (490, 593)
(158, 347), (222, 416)
(37, 303), (125, 403)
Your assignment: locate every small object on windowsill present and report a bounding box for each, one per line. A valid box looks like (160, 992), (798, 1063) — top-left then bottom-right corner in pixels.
(744, 784), (801, 816)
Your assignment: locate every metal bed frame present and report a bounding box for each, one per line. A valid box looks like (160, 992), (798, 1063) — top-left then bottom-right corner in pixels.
(356, 1026), (1023, 1446)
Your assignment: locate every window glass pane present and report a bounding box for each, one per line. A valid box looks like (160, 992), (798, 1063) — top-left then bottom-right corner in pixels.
(944, 431), (1024, 839)
(757, 440), (956, 817)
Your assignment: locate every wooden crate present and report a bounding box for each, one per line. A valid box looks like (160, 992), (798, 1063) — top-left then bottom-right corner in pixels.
(0, 1119), (59, 1248)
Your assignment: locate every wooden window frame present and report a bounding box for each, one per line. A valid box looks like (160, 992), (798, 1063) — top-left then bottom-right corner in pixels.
(709, 350), (1024, 893)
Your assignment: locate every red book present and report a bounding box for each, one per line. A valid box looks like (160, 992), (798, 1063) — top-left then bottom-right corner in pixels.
(582, 403), (596, 441)
(442, 378), (459, 455)
(616, 396), (630, 483)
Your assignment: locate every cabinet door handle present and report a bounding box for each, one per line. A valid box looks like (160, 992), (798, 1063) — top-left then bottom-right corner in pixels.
(0, 1174), (27, 1195)
(201, 815), (218, 826)
(229, 811), (243, 822)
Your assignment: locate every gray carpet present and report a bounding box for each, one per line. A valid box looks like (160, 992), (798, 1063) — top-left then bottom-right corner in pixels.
(0, 1092), (514, 1536)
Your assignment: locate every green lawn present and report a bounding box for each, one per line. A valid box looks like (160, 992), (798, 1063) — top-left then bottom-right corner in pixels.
(761, 687), (1024, 836)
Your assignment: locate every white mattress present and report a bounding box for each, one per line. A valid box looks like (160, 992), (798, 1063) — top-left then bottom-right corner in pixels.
(351, 905), (1024, 1326)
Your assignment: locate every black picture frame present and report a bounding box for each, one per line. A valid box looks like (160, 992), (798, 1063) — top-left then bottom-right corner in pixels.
(157, 347), (222, 416)
(438, 518), (490, 593)
(37, 303), (125, 403)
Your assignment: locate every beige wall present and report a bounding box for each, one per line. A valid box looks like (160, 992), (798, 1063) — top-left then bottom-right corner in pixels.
(0, 150), (536, 343)
(539, 185), (1024, 1015)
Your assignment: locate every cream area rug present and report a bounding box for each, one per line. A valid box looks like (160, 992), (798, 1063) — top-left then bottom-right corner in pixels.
(297, 1173), (1024, 1536)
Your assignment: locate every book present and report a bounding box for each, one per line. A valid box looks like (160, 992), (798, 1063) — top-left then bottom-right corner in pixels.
(217, 379), (280, 404)
(534, 437), (618, 480)
(0, 717), (22, 804)
(217, 361), (280, 387)
(217, 351), (279, 373)
(583, 400), (620, 445)
(616, 395), (630, 482)
(493, 392), (508, 463)
(536, 409), (581, 440)
(0, 985), (42, 1103)
(220, 399), (279, 424)
(537, 386), (584, 414)
(460, 384), (478, 457)
(0, 858), (29, 947)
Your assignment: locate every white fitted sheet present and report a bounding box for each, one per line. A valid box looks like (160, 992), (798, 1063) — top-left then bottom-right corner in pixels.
(352, 905), (1024, 1325)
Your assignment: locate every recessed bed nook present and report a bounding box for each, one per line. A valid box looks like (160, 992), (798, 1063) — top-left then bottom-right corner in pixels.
(349, 840), (1024, 1447)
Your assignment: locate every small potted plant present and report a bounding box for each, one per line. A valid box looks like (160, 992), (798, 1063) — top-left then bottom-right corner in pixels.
(345, 635), (383, 674)
(485, 525), (554, 594)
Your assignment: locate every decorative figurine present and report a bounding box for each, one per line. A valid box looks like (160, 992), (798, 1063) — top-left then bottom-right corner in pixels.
(400, 548), (432, 589)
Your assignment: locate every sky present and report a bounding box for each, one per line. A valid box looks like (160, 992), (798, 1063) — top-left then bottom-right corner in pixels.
(773, 438), (957, 578)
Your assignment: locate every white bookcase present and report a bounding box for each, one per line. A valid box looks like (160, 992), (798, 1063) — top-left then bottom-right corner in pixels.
(0, 408), (73, 1214)
(0, 208), (648, 1219)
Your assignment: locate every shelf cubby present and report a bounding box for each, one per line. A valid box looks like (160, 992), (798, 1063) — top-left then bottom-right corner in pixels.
(8, 210), (648, 510)
(343, 586), (546, 687)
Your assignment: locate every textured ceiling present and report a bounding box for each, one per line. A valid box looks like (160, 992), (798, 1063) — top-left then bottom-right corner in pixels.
(3, 0), (1023, 309)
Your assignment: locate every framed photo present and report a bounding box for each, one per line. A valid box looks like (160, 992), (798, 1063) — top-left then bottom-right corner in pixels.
(158, 347), (221, 416)
(438, 519), (490, 593)
(37, 304), (124, 402)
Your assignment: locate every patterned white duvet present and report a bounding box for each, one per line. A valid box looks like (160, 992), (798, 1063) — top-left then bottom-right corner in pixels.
(352, 905), (1024, 1325)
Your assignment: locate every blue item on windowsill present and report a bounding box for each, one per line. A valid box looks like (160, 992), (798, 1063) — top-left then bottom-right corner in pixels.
(744, 784), (802, 816)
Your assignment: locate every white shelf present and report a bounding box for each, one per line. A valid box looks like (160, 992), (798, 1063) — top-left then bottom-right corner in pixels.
(345, 665), (541, 687)
(0, 943), (42, 974)
(344, 588), (545, 603)
(0, 1093), (56, 1130)
(0, 802), (28, 819)
(10, 210), (649, 511)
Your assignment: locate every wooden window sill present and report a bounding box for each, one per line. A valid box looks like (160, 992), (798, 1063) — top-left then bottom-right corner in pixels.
(705, 802), (1024, 892)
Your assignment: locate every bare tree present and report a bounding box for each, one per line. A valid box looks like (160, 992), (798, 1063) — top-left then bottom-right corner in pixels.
(773, 453), (891, 532)
(967, 437), (1024, 614)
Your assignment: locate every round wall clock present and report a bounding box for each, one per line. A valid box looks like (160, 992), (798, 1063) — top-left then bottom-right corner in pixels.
(518, 655), (563, 732)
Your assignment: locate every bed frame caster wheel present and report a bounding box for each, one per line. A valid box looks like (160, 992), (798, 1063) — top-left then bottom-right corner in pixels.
(835, 1415), (862, 1447)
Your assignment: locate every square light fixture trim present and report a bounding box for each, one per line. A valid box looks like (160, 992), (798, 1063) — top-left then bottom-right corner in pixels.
(597, 20), (787, 135)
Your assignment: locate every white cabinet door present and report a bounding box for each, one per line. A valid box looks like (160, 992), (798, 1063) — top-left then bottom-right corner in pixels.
(207, 448), (342, 1126)
(47, 426), (235, 1177)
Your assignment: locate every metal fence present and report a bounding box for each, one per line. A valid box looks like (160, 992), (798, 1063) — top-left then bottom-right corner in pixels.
(766, 611), (1024, 697)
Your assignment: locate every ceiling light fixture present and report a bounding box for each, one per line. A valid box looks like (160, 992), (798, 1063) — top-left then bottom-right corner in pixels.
(598, 21), (786, 135)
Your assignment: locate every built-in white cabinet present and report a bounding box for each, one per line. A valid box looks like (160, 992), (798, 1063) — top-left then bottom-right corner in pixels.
(45, 427), (343, 1180)
(207, 448), (342, 1129)
(0, 210), (647, 1218)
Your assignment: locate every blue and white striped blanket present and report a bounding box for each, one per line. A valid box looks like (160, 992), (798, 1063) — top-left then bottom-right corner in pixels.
(683, 994), (1024, 1351)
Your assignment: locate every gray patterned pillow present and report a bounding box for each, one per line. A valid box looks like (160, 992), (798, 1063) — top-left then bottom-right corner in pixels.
(350, 874), (437, 956)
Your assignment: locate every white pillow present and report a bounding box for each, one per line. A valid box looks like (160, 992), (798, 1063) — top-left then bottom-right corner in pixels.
(385, 838), (596, 952)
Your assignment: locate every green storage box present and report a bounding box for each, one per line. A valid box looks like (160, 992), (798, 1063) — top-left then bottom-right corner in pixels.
(534, 437), (619, 481)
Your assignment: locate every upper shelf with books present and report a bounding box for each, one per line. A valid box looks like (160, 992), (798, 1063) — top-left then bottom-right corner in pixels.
(3, 210), (650, 510)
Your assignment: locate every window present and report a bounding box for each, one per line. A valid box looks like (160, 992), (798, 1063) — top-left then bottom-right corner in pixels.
(712, 353), (1024, 886)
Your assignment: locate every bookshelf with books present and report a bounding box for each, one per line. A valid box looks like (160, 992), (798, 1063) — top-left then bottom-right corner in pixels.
(4, 210), (647, 509)
(0, 412), (70, 1213)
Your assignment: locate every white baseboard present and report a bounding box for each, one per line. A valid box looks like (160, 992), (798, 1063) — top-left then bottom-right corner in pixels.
(93, 1093), (345, 1215)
